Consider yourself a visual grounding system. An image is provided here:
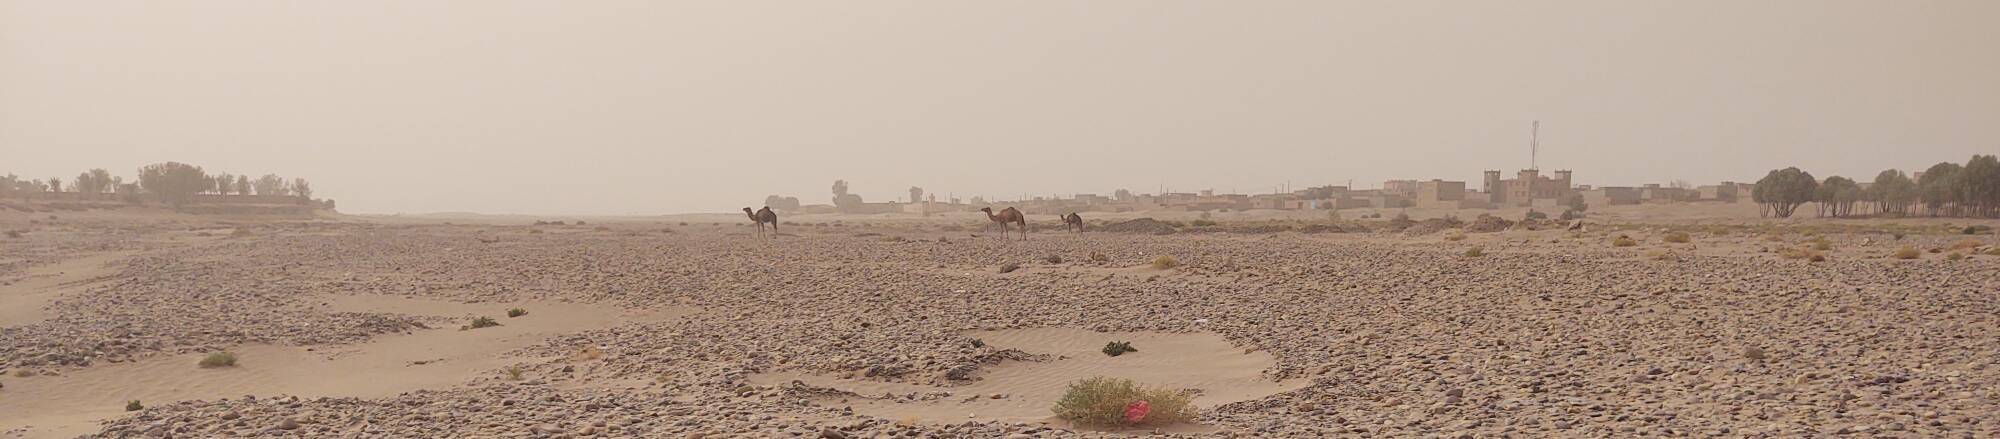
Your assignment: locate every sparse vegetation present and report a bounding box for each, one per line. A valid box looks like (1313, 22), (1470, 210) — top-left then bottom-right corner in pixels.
(125, 400), (143, 411)
(1149, 255), (1180, 269)
(573, 346), (604, 361)
(998, 262), (1022, 274)
(1611, 235), (1638, 247)
(507, 308), (528, 318)
(464, 316), (501, 330)
(1662, 232), (1690, 243)
(1088, 252), (1110, 263)
(1044, 255), (1063, 264)
(1777, 247), (1822, 261)
(1444, 232), (1466, 241)
(1811, 238), (1833, 251)
(198, 352), (237, 368)
(1463, 246), (1484, 257)
(1189, 219), (1217, 227)
(1051, 377), (1196, 427)
(1892, 246), (1921, 259)
(1102, 341), (1138, 357)
(1643, 249), (1673, 261)
(1946, 239), (1984, 251)
(505, 365), (525, 381)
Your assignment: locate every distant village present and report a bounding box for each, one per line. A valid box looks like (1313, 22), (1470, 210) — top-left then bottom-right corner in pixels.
(779, 169), (1751, 216)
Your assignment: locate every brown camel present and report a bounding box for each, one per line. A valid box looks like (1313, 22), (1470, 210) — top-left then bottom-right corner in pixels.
(743, 206), (777, 239)
(980, 207), (1028, 240)
(1061, 212), (1084, 233)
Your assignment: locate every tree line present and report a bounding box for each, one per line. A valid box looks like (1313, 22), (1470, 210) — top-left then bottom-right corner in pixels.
(1753, 154), (2000, 218)
(1, 162), (317, 206)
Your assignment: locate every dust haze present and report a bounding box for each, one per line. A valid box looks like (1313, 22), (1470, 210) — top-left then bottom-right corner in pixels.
(6, 0), (1996, 214)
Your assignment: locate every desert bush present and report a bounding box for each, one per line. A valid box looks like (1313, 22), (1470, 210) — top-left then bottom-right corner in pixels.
(1611, 236), (1638, 247)
(464, 316), (501, 330)
(1643, 249), (1673, 261)
(1776, 247), (1821, 260)
(1946, 252), (1965, 261)
(1088, 252), (1109, 263)
(1662, 232), (1690, 243)
(1044, 255), (1063, 264)
(998, 262), (1022, 274)
(1149, 255), (1180, 269)
(1443, 232), (1466, 241)
(507, 308), (528, 318)
(1811, 239), (1833, 251)
(126, 400), (143, 411)
(1463, 246), (1484, 257)
(1102, 341), (1138, 357)
(1051, 377), (1196, 427)
(505, 365), (525, 381)
(198, 352), (237, 368)
(1809, 254), (1826, 262)
(1892, 246), (1921, 259)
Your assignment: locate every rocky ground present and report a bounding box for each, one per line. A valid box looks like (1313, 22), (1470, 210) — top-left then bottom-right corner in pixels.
(3, 216), (1998, 438)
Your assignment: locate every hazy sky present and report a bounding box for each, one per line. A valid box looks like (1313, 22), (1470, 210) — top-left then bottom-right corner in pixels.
(4, 1), (1996, 215)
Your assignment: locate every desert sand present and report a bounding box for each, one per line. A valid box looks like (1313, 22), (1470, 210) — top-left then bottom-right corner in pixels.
(1, 205), (1997, 438)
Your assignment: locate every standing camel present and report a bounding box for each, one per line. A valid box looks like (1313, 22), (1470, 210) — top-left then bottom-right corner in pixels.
(743, 206), (778, 239)
(980, 207), (1028, 241)
(1061, 212), (1084, 233)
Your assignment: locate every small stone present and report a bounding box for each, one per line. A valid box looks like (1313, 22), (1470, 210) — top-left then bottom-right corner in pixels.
(277, 419), (300, 430)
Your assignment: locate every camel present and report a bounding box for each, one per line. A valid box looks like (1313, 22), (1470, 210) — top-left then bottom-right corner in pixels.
(980, 207), (1028, 241)
(1061, 212), (1084, 233)
(743, 206), (778, 239)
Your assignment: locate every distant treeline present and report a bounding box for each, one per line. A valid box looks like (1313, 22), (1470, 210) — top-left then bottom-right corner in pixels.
(1753, 154), (1999, 218)
(1, 162), (327, 208)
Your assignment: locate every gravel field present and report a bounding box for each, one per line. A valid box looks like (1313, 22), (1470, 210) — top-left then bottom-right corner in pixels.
(2, 217), (1997, 438)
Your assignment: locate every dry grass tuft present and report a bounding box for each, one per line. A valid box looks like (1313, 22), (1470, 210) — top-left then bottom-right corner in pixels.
(125, 400), (143, 412)
(1662, 232), (1690, 244)
(198, 352), (238, 368)
(1051, 377), (1197, 427)
(1946, 252), (1965, 261)
(1892, 246), (1921, 260)
(1088, 252), (1110, 263)
(572, 346), (604, 361)
(504, 365), (525, 381)
(1947, 239), (1985, 251)
(1776, 247), (1822, 261)
(1444, 232), (1466, 242)
(1463, 246), (1484, 257)
(1611, 236), (1638, 247)
(1149, 255), (1180, 270)
(1810, 238), (1833, 251)
(463, 316), (501, 330)
(1643, 249), (1673, 261)
(507, 308), (528, 318)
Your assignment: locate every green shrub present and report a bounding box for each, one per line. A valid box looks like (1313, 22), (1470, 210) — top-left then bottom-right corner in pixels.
(1102, 341), (1138, 357)
(464, 316), (501, 330)
(198, 352), (237, 368)
(1149, 256), (1179, 269)
(507, 308), (528, 318)
(125, 400), (143, 411)
(1051, 377), (1197, 427)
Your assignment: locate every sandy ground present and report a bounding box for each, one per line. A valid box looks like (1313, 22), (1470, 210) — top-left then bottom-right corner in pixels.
(1, 205), (1997, 438)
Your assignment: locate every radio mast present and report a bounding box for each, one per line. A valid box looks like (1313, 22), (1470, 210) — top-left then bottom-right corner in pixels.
(1530, 120), (1540, 171)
